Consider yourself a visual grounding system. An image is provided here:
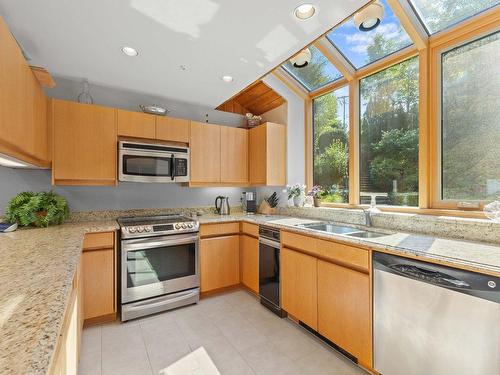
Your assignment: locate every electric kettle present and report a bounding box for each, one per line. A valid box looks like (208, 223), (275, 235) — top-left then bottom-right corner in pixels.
(215, 196), (230, 215)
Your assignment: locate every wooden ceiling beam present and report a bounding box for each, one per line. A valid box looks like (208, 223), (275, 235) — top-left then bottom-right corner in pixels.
(386, 0), (428, 50)
(314, 38), (355, 81)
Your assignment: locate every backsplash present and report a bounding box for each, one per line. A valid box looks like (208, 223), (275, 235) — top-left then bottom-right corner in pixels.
(280, 206), (500, 245)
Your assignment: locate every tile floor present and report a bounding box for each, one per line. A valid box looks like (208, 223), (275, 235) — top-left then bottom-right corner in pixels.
(79, 290), (367, 375)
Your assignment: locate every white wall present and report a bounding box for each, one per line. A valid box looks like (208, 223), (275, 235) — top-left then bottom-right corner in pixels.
(257, 74), (306, 206)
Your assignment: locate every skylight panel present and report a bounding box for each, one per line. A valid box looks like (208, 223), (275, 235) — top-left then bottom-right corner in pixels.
(282, 45), (343, 91)
(409, 0), (499, 34)
(326, 0), (413, 69)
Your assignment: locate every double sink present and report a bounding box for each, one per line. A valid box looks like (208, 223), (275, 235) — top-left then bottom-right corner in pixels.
(297, 222), (389, 239)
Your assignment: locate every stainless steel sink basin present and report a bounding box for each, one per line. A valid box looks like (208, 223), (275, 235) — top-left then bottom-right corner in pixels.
(345, 231), (388, 239)
(301, 223), (359, 235)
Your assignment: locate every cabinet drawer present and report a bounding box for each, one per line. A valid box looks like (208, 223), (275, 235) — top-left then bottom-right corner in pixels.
(240, 222), (259, 237)
(83, 232), (114, 250)
(200, 222), (240, 237)
(316, 239), (369, 271)
(281, 231), (319, 256)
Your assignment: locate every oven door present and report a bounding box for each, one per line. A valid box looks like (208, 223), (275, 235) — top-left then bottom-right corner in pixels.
(121, 233), (199, 304)
(119, 149), (175, 183)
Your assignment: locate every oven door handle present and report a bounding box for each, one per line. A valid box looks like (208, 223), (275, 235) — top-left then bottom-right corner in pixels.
(122, 235), (198, 251)
(259, 237), (280, 249)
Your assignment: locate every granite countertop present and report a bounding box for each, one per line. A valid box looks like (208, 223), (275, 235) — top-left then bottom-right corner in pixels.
(198, 213), (500, 276)
(1, 213), (499, 375)
(0, 220), (118, 375)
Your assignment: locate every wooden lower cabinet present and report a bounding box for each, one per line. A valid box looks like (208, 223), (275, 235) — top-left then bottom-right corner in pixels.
(281, 247), (318, 330)
(317, 260), (372, 367)
(240, 234), (259, 294)
(50, 261), (83, 375)
(82, 248), (115, 321)
(200, 235), (240, 292)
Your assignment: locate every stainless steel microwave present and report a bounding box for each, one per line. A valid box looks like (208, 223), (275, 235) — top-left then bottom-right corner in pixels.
(118, 141), (189, 183)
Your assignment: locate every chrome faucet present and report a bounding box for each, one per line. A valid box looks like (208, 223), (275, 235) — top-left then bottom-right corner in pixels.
(363, 209), (372, 227)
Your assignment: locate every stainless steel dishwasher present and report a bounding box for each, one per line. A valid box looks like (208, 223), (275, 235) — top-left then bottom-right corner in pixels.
(373, 252), (500, 375)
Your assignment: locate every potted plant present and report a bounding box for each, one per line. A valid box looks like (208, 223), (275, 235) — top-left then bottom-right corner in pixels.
(286, 184), (306, 207)
(308, 185), (325, 207)
(5, 191), (70, 227)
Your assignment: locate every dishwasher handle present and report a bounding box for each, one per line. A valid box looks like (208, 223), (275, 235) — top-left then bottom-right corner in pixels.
(388, 264), (471, 289)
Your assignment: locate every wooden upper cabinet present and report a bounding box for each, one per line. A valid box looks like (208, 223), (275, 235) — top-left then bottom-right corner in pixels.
(156, 116), (189, 143)
(117, 109), (155, 139)
(317, 260), (372, 367)
(221, 126), (248, 184)
(249, 122), (286, 186)
(0, 16), (49, 166)
(190, 121), (221, 183)
(281, 247), (318, 330)
(52, 100), (117, 185)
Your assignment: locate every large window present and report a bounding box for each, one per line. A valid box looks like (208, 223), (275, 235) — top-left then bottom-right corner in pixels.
(359, 57), (419, 206)
(313, 87), (350, 203)
(409, 0), (500, 34)
(441, 31), (500, 201)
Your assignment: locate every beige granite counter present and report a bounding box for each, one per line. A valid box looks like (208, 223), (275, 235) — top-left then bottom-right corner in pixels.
(0, 220), (118, 375)
(1, 211), (499, 374)
(198, 213), (500, 276)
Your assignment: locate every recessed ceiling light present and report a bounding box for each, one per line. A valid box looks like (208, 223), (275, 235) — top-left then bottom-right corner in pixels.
(221, 75), (233, 83)
(294, 3), (316, 20)
(121, 46), (138, 56)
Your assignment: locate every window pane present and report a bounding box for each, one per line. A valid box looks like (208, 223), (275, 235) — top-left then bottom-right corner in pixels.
(283, 45), (343, 91)
(327, 0), (413, 69)
(313, 86), (349, 203)
(410, 0), (499, 34)
(360, 57), (419, 206)
(441, 32), (500, 201)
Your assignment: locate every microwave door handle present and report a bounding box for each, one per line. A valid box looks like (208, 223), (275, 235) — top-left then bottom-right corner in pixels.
(171, 154), (175, 180)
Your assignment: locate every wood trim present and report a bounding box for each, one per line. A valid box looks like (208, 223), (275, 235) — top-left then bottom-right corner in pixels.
(53, 179), (117, 186)
(348, 79), (360, 205)
(83, 232), (114, 249)
(308, 78), (349, 99)
(0, 140), (51, 168)
(355, 45), (419, 79)
(429, 6), (500, 49)
(386, 0), (428, 50)
(29, 66), (56, 88)
(240, 222), (259, 237)
(200, 284), (242, 298)
(199, 222), (241, 238)
(314, 39), (355, 81)
(418, 47), (430, 209)
(83, 313), (116, 327)
(271, 68), (309, 100)
(305, 97), (313, 191)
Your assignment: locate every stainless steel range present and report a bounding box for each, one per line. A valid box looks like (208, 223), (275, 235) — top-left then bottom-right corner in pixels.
(118, 215), (200, 321)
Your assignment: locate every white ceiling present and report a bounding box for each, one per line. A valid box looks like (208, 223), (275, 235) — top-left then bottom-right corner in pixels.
(0, 0), (366, 107)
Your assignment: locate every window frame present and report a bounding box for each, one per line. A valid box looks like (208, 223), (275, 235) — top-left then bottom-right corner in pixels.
(275, 3), (500, 218)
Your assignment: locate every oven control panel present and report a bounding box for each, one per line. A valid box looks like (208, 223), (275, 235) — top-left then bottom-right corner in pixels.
(121, 221), (199, 238)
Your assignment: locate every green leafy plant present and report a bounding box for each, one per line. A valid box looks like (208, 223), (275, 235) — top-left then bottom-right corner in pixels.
(5, 191), (70, 227)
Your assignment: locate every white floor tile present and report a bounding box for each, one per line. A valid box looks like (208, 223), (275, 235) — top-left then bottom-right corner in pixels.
(80, 288), (366, 375)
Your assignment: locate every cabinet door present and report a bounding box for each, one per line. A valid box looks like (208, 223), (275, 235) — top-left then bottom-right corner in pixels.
(190, 121), (220, 183)
(156, 116), (189, 143)
(117, 109), (155, 139)
(318, 260), (372, 367)
(200, 235), (239, 292)
(53, 100), (116, 185)
(82, 248), (115, 320)
(266, 122), (286, 186)
(221, 126), (248, 183)
(281, 248), (318, 330)
(248, 124), (266, 185)
(240, 234), (259, 294)
(0, 17), (49, 166)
